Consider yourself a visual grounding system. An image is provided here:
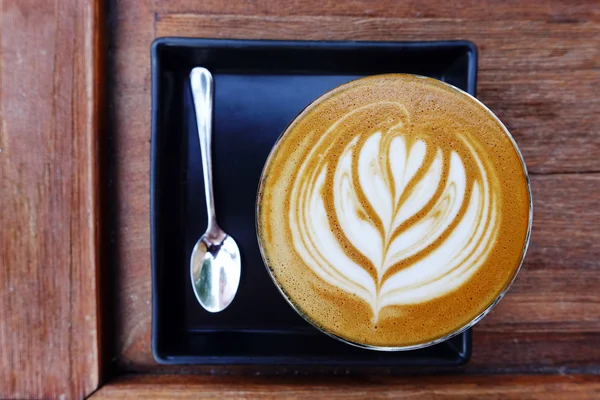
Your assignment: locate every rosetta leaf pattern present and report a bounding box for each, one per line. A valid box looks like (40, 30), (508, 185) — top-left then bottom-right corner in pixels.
(289, 102), (500, 322)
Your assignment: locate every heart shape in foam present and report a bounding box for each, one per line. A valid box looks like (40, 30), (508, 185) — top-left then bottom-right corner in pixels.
(289, 101), (500, 322)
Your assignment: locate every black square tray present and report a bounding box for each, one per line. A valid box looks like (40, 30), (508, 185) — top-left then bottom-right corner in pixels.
(151, 38), (477, 365)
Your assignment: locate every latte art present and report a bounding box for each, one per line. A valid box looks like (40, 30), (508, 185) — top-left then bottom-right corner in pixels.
(290, 101), (500, 322)
(257, 75), (531, 348)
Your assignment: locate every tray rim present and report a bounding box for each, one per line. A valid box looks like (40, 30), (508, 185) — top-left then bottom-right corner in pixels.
(150, 37), (478, 365)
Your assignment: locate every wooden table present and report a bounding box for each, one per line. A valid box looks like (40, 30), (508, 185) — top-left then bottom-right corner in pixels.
(1, 0), (599, 398)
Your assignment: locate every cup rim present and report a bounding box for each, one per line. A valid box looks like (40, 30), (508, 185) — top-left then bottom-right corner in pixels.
(255, 73), (533, 351)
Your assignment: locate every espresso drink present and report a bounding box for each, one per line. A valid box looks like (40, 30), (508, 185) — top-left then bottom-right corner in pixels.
(257, 75), (531, 348)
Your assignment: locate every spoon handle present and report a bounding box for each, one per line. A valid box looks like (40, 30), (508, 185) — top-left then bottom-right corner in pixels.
(190, 67), (217, 230)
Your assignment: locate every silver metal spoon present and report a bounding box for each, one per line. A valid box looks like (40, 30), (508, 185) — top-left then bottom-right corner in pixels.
(189, 67), (241, 312)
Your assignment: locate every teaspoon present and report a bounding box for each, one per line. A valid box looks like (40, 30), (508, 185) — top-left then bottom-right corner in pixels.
(189, 67), (241, 312)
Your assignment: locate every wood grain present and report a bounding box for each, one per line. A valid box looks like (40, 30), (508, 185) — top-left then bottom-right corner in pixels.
(156, 14), (600, 174)
(1, 0), (598, 397)
(156, 0), (600, 22)
(113, 174), (600, 373)
(0, 0), (104, 398)
(109, 0), (600, 383)
(93, 374), (600, 399)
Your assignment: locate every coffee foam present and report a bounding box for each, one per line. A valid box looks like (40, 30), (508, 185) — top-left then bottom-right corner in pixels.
(258, 75), (530, 347)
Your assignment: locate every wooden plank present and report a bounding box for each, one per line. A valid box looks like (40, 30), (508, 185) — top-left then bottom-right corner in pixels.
(106, 0), (156, 375)
(116, 332), (600, 375)
(0, 0), (104, 398)
(155, 14), (600, 54)
(110, 0), (600, 379)
(155, 0), (600, 22)
(92, 374), (600, 399)
(468, 332), (600, 374)
(155, 14), (600, 174)
(113, 173), (600, 373)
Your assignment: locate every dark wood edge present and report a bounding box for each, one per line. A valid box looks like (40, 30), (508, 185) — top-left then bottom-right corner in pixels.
(89, 373), (600, 398)
(82, 0), (106, 395)
(93, 0), (107, 387)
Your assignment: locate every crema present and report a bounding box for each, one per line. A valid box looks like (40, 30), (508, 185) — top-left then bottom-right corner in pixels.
(257, 75), (531, 348)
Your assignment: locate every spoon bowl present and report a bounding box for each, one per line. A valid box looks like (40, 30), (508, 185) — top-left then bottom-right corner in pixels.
(191, 232), (241, 312)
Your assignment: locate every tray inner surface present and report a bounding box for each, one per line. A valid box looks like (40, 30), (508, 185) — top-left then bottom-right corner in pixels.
(152, 39), (475, 364)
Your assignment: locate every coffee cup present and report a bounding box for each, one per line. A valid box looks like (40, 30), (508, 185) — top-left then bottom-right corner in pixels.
(256, 74), (532, 350)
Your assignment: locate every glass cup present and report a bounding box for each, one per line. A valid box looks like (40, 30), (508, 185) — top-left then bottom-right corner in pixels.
(256, 75), (533, 351)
